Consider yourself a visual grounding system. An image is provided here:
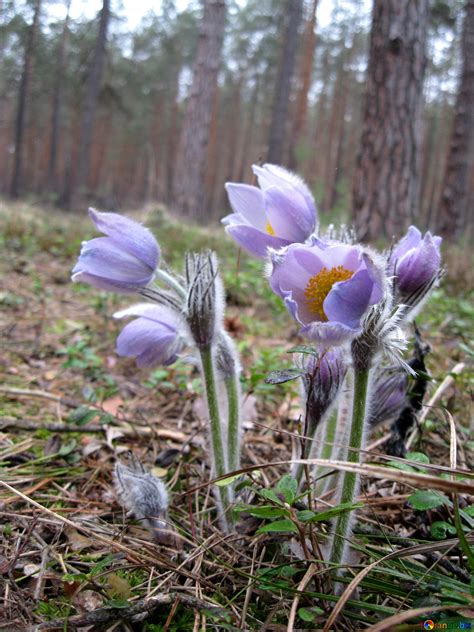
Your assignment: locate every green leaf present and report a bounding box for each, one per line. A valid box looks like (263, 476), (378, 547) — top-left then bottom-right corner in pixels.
(408, 490), (449, 511)
(276, 475), (298, 504)
(258, 488), (283, 505)
(430, 521), (457, 540)
(247, 506), (289, 519)
(305, 501), (364, 523)
(287, 345), (318, 357)
(256, 519), (298, 535)
(296, 510), (317, 522)
(215, 474), (241, 487)
(406, 452), (430, 465)
(67, 406), (99, 426)
(265, 369), (304, 385)
(298, 608), (316, 622)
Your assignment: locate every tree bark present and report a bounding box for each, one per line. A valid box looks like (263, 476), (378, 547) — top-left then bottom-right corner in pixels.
(267, 0), (303, 164)
(172, 0), (226, 222)
(73, 0), (110, 204)
(47, 0), (71, 193)
(351, 0), (428, 241)
(288, 0), (318, 170)
(436, 0), (474, 240)
(10, 0), (42, 198)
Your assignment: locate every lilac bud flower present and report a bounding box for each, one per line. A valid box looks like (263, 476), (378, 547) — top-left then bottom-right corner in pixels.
(301, 348), (347, 429)
(223, 163), (317, 258)
(367, 369), (408, 428)
(72, 209), (160, 293)
(185, 251), (224, 349)
(114, 455), (171, 543)
(389, 226), (442, 308)
(269, 241), (384, 346)
(114, 304), (183, 367)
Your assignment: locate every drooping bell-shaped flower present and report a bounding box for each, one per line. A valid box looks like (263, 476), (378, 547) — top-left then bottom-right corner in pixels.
(301, 347), (347, 430)
(72, 209), (160, 293)
(389, 226), (442, 309)
(367, 368), (408, 428)
(223, 163), (317, 258)
(114, 304), (183, 367)
(269, 241), (384, 345)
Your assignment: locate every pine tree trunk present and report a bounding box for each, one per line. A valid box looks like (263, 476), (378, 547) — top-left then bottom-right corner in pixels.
(351, 0), (428, 241)
(436, 0), (474, 240)
(10, 0), (42, 198)
(47, 0), (70, 193)
(73, 0), (110, 204)
(267, 0), (303, 164)
(172, 0), (226, 222)
(288, 0), (318, 170)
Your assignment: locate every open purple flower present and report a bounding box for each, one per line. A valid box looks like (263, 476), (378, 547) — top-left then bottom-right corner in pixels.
(269, 242), (384, 345)
(72, 209), (160, 293)
(389, 226), (442, 298)
(223, 164), (317, 258)
(114, 304), (183, 368)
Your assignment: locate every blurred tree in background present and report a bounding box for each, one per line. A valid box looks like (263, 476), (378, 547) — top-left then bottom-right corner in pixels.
(0, 0), (471, 240)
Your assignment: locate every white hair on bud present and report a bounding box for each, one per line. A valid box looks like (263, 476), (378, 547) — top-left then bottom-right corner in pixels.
(114, 455), (170, 542)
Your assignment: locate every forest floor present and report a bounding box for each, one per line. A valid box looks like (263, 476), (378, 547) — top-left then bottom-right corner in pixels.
(0, 199), (473, 631)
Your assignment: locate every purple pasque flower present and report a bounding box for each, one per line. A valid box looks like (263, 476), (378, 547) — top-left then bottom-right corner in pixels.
(367, 369), (408, 428)
(114, 303), (183, 368)
(269, 241), (384, 345)
(389, 226), (442, 298)
(72, 209), (160, 293)
(223, 163), (317, 258)
(302, 347), (347, 420)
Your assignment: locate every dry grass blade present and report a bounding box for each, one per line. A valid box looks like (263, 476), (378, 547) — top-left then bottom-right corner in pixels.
(286, 563), (318, 632)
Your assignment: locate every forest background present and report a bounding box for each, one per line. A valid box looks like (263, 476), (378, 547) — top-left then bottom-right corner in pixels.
(1, 0), (473, 241)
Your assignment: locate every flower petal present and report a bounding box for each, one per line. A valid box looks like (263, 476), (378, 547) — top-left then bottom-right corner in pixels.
(300, 321), (359, 346)
(89, 208), (159, 270)
(264, 186), (315, 241)
(390, 225), (421, 263)
(224, 183), (266, 231)
(71, 271), (139, 293)
(116, 317), (178, 367)
(396, 232), (441, 294)
(73, 237), (154, 285)
(225, 224), (290, 258)
(323, 269), (375, 329)
(252, 163), (317, 219)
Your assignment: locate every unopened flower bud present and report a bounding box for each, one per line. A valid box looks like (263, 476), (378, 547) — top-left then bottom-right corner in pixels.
(185, 251), (223, 349)
(389, 226), (442, 313)
(114, 455), (171, 543)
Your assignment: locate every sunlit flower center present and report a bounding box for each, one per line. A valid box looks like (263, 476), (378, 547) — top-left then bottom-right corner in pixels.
(266, 221), (276, 236)
(304, 266), (353, 320)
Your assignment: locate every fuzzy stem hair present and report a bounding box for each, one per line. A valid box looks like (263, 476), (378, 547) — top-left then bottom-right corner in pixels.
(329, 362), (370, 570)
(199, 345), (230, 529)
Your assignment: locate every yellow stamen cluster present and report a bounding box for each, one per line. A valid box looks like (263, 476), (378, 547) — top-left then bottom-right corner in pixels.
(266, 221), (276, 236)
(304, 266), (353, 320)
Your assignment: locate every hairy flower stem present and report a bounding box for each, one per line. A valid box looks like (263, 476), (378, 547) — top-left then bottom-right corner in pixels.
(313, 409), (337, 496)
(225, 375), (240, 476)
(155, 269), (187, 298)
(329, 363), (370, 569)
(199, 346), (230, 528)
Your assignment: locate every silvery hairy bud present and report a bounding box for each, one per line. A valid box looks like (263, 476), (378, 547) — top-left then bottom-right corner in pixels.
(185, 251), (224, 349)
(114, 454), (173, 544)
